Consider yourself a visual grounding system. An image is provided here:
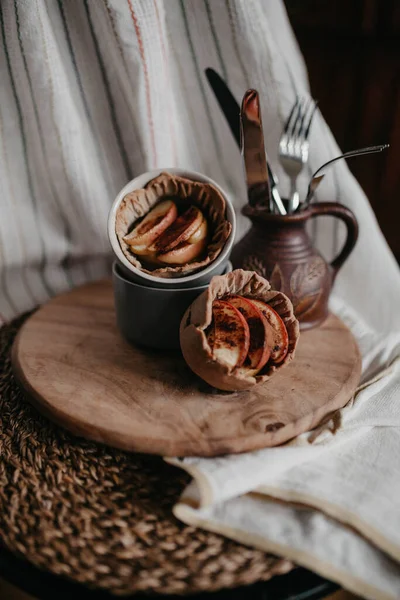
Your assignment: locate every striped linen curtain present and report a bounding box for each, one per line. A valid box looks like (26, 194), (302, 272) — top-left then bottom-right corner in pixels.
(0, 0), (389, 324)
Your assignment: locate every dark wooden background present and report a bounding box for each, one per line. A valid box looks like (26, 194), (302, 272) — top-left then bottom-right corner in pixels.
(285, 0), (400, 262)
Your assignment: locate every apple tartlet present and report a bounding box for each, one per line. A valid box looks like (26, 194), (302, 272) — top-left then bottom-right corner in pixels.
(115, 172), (232, 278)
(180, 269), (299, 391)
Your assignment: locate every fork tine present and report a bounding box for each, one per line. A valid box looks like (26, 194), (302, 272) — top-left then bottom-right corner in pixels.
(296, 98), (313, 139)
(304, 99), (319, 140)
(283, 96), (300, 134)
(289, 98), (305, 138)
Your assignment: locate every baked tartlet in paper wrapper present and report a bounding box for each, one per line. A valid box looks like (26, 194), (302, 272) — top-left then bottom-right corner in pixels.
(180, 270), (300, 391)
(115, 172), (232, 278)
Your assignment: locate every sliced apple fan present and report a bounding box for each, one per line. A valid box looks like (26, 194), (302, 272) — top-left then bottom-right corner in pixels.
(180, 269), (300, 391)
(115, 172), (232, 278)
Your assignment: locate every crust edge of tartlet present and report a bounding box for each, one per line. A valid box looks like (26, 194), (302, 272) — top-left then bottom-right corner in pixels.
(180, 269), (300, 392)
(115, 172), (232, 279)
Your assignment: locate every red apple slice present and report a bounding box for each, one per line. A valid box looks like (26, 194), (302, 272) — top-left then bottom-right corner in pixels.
(225, 296), (271, 376)
(188, 218), (208, 244)
(154, 206), (204, 252)
(249, 299), (289, 363)
(126, 243), (156, 257)
(124, 200), (177, 248)
(208, 300), (250, 369)
(156, 237), (206, 265)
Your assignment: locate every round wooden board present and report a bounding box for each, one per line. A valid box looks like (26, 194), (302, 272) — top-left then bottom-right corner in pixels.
(12, 280), (361, 457)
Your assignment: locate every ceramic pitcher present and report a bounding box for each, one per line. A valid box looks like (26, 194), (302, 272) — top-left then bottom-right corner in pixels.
(231, 202), (359, 330)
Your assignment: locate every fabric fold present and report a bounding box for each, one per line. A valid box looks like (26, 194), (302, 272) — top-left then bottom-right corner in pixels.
(173, 493), (400, 600)
(168, 298), (400, 600)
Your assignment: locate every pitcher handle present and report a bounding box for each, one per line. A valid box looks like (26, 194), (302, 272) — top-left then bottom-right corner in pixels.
(308, 202), (359, 279)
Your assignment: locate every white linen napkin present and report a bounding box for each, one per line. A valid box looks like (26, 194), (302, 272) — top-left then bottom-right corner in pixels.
(168, 299), (400, 599)
(166, 131), (400, 598)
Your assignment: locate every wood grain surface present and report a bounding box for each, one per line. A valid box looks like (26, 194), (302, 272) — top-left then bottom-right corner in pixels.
(12, 280), (361, 457)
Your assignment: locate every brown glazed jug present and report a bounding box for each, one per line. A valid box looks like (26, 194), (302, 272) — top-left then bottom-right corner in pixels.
(231, 202), (359, 329)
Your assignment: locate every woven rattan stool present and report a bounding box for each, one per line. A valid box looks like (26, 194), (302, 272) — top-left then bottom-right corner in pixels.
(0, 315), (338, 598)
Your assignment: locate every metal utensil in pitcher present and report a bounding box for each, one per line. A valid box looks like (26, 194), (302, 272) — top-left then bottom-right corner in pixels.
(240, 89), (286, 215)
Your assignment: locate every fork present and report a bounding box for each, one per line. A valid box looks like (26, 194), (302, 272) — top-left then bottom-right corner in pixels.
(279, 97), (318, 213)
(303, 144), (389, 207)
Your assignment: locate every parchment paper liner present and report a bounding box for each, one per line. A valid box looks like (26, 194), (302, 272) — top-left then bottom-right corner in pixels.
(180, 269), (300, 391)
(115, 172), (232, 278)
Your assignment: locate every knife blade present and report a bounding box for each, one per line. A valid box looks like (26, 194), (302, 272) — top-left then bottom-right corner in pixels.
(205, 68), (286, 214)
(240, 89), (274, 209)
(205, 68), (241, 146)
